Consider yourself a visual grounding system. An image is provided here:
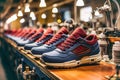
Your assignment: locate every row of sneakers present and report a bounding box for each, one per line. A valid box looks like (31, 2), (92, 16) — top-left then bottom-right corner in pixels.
(5, 27), (101, 68)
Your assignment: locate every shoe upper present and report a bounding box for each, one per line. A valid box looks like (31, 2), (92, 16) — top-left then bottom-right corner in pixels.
(31, 27), (68, 54)
(16, 28), (37, 46)
(41, 27), (100, 63)
(23, 28), (36, 40)
(24, 28), (44, 50)
(9, 28), (28, 40)
(35, 28), (53, 43)
(18, 28), (32, 38)
(24, 42), (42, 50)
(12, 28), (22, 36)
(28, 28), (44, 41)
(12, 28), (31, 41)
(24, 28), (53, 50)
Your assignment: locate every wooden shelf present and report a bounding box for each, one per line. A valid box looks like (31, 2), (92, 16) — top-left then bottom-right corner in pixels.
(49, 62), (115, 80)
(5, 37), (116, 80)
(108, 37), (120, 43)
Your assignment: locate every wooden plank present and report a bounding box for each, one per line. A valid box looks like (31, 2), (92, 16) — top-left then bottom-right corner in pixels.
(49, 62), (115, 80)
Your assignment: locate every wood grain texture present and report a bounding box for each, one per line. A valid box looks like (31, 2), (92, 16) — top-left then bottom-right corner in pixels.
(49, 62), (115, 80)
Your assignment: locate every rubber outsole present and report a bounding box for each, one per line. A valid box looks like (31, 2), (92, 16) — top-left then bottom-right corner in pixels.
(42, 53), (101, 68)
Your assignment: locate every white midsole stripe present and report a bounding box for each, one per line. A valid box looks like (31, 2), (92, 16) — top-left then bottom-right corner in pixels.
(44, 53), (101, 68)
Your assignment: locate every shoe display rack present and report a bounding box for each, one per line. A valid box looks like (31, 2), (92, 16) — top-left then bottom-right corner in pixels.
(1, 0), (120, 79)
(2, 36), (116, 80)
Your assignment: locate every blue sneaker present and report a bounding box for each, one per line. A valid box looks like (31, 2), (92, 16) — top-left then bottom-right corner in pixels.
(28, 28), (44, 41)
(10, 28), (29, 41)
(16, 28), (33, 40)
(24, 28), (53, 50)
(13, 28), (34, 42)
(16, 29), (37, 46)
(24, 28), (44, 50)
(31, 27), (68, 56)
(15, 28), (43, 45)
(41, 27), (101, 68)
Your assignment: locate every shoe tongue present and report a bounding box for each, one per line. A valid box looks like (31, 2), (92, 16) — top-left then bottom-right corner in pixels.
(45, 27), (53, 34)
(57, 27), (68, 34)
(45, 27), (68, 45)
(37, 28), (44, 33)
(31, 29), (36, 33)
(35, 28), (53, 42)
(71, 27), (87, 39)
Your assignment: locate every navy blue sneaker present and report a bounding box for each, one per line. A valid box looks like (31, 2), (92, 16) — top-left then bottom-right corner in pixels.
(17, 28), (33, 40)
(17, 28), (44, 46)
(28, 28), (44, 41)
(16, 29), (37, 46)
(10, 28), (30, 41)
(24, 28), (44, 50)
(41, 27), (101, 68)
(31, 27), (68, 56)
(24, 28), (53, 50)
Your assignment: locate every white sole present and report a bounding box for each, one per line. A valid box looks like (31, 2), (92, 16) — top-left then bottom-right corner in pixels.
(33, 54), (42, 58)
(44, 53), (101, 68)
(26, 50), (32, 54)
(26, 50), (42, 58)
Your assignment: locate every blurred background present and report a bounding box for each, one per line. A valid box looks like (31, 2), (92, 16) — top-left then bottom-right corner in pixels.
(0, 0), (120, 80)
(0, 0), (120, 31)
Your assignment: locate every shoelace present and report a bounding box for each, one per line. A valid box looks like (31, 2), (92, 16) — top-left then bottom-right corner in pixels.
(29, 29), (43, 40)
(46, 33), (62, 45)
(24, 31), (36, 39)
(29, 32), (41, 40)
(58, 35), (77, 51)
(36, 34), (49, 42)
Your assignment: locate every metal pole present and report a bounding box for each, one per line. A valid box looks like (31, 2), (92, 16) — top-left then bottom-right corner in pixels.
(74, 0), (77, 23)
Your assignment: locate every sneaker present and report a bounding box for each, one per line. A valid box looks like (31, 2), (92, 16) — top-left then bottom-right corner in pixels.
(16, 28), (36, 46)
(28, 28), (44, 42)
(5, 29), (18, 39)
(9, 28), (22, 37)
(24, 28), (53, 50)
(12, 28), (31, 41)
(8, 28), (28, 41)
(23, 28), (44, 49)
(17, 28), (44, 46)
(22, 28), (37, 40)
(31, 27), (68, 56)
(41, 27), (101, 68)
(18, 28), (33, 39)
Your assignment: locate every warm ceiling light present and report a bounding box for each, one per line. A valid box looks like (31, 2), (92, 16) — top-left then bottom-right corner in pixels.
(24, 3), (30, 12)
(20, 18), (25, 23)
(39, 0), (46, 7)
(52, 7), (58, 13)
(18, 10), (23, 17)
(6, 14), (17, 24)
(30, 12), (36, 20)
(30, 12), (35, 17)
(52, 4), (58, 13)
(31, 16), (36, 20)
(41, 13), (46, 19)
(76, 0), (84, 7)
